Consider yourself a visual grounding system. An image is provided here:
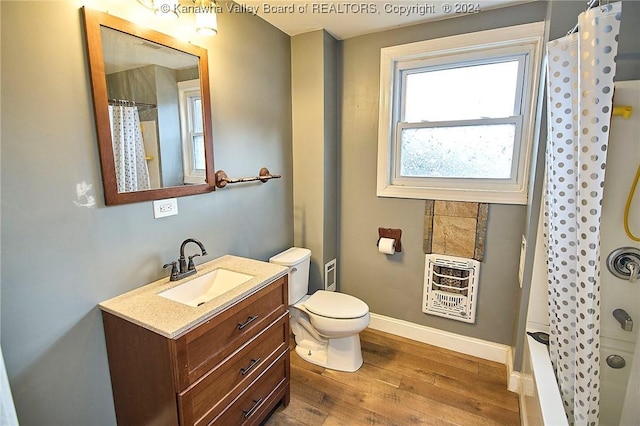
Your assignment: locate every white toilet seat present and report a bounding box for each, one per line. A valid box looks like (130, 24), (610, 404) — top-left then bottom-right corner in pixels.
(304, 290), (369, 319)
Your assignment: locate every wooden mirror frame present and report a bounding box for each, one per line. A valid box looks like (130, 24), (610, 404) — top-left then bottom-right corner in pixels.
(82, 7), (215, 205)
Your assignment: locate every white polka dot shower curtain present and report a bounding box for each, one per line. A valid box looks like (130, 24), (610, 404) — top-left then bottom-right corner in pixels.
(544, 3), (621, 425)
(108, 105), (151, 193)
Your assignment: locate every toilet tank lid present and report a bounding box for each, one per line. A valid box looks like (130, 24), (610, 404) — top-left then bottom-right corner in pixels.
(269, 247), (311, 266)
(304, 291), (369, 319)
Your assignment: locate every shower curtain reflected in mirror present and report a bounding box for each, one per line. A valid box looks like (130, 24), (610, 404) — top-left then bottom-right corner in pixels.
(544, 2), (622, 424)
(108, 105), (151, 193)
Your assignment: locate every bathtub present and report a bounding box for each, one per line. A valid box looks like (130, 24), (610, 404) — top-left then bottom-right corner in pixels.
(521, 332), (637, 426)
(521, 334), (568, 426)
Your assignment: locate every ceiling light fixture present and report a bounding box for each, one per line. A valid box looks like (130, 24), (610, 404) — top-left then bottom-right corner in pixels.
(194, 0), (218, 36)
(137, 0), (218, 35)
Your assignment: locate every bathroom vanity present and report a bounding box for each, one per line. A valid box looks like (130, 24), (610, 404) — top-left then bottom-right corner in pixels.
(99, 255), (290, 425)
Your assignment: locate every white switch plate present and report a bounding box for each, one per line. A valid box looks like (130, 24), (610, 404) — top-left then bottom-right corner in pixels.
(518, 235), (527, 288)
(153, 198), (178, 218)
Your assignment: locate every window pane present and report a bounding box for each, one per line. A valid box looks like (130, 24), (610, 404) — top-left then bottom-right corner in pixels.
(193, 135), (205, 170)
(404, 60), (520, 122)
(399, 124), (515, 179)
(190, 97), (203, 132)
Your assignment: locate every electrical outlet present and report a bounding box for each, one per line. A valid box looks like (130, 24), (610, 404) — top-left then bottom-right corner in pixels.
(153, 198), (178, 218)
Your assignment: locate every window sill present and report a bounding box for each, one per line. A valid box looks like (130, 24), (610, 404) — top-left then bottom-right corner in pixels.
(376, 183), (527, 205)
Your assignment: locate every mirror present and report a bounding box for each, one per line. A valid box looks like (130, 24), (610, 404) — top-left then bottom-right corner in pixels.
(82, 7), (215, 205)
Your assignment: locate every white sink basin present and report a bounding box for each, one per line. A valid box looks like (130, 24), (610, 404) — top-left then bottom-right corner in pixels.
(158, 268), (254, 307)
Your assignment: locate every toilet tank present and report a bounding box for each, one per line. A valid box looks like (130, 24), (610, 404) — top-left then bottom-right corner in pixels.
(269, 247), (311, 304)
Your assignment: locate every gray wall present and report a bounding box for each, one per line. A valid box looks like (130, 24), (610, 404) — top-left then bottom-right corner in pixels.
(0, 1), (292, 425)
(154, 65), (183, 187)
(339, 1), (547, 345)
(322, 31), (339, 281)
(291, 30), (339, 293)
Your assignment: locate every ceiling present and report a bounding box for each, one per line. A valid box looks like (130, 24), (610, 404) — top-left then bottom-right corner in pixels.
(101, 26), (198, 74)
(239, 0), (534, 40)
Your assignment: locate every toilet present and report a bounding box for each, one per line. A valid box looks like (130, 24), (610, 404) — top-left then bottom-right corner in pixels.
(270, 247), (370, 372)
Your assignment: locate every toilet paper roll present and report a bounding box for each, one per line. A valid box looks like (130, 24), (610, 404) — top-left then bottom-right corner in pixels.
(378, 237), (396, 255)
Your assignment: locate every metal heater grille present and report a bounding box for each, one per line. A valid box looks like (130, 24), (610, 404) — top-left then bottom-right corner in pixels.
(422, 254), (480, 323)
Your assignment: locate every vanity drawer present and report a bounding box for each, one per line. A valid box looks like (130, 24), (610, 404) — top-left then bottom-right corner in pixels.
(210, 352), (289, 426)
(178, 313), (289, 426)
(172, 276), (287, 390)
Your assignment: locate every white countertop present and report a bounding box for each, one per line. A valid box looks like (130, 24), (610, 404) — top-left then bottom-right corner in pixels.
(99, 255), (288, 339)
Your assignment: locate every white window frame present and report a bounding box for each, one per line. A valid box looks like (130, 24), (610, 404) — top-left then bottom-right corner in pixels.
(178, 79), (205, 185)
(377, 22), (545, 204)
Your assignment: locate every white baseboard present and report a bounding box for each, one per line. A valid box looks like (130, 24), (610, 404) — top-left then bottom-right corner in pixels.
(368, 313), (512, 365)
(508, 369), (534, 394)
(509, 371), (522, 393)
(518, 372), (537, 426)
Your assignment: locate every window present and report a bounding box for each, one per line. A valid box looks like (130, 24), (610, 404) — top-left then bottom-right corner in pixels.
(178, 79), (206, 184)
(377, 23), (545, 204)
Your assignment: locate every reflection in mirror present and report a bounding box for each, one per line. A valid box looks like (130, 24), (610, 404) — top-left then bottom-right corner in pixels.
(83, 8), (214, 205)
(102, 27), (205, 192)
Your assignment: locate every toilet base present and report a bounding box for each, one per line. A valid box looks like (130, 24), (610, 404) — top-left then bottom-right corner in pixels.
(295, 334), (363, 372)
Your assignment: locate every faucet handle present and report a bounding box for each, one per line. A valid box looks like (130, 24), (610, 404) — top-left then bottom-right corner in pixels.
(628, 261), (639, 283)
(163, 261), (178, 279)
(187, 254), (201, 271)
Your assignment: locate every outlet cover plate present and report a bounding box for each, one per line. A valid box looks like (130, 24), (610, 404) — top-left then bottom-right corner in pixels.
(153, 198), (178, 218)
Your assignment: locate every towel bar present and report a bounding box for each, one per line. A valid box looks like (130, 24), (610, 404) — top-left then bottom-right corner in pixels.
(215, 167), (281, 188)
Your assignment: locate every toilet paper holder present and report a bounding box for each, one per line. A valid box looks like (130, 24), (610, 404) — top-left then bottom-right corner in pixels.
(377, 227), (402, 253)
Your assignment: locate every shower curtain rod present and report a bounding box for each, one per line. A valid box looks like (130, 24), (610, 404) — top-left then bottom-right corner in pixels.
(567, 0), (602, 35)
(108, 99), (157, 109)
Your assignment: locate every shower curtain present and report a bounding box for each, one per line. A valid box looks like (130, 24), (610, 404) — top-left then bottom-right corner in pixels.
(544, 3), (622, 425)
(109, 105), (151, 193)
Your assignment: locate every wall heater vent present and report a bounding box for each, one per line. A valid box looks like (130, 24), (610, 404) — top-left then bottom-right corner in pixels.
(422, 254), (480, 323)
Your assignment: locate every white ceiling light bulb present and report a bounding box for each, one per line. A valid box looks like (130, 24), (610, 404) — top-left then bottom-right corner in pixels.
(195, 0), (218, 36)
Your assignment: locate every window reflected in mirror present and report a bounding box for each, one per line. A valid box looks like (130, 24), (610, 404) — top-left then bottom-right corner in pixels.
(177, 79), (206, 184)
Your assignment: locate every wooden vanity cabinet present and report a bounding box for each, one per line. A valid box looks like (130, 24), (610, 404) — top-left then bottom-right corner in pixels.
(102, 276), (290, 426)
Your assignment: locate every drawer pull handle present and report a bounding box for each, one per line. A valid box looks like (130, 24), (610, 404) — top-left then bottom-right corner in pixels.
(240, 358), (262, 375)
(237, 315), (258, 330)
(242, 398), (263, 419)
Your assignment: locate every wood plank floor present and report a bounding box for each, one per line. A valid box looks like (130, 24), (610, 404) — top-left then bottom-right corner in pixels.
(264, 328), (520, 426)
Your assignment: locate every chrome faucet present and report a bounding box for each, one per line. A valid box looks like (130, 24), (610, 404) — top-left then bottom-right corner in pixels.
(607, 248), (640, 283)
(613, 309), (633, 332)
(163, 238), (208, 281)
